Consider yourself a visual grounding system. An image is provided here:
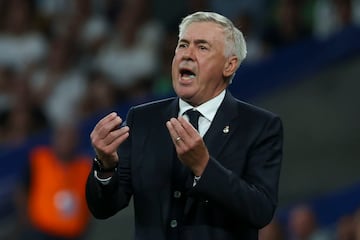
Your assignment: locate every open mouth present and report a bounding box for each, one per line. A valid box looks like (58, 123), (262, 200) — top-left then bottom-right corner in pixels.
(180, 68), (196, 80)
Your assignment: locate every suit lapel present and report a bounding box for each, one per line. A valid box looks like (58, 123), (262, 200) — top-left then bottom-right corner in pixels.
(156, 93), (241, 222)
(184, 91), (240, 216)
(158, 98), (179, 227)
(203, 91), (239, 159)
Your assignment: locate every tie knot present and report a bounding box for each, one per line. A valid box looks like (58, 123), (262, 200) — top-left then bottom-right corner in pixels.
(184, 109), (201, 131)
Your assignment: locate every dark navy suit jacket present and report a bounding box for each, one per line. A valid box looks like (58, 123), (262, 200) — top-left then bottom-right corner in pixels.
(86, 90), (283, 240)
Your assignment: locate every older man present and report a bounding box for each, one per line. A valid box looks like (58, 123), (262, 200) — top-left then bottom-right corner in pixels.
(86, 11), (283, 240)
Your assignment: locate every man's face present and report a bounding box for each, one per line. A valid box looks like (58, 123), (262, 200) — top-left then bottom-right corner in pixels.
(172, 22), (232, 106)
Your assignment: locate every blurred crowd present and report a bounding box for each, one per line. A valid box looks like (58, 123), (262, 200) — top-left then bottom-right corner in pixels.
(1, 0), (360, 239)
(259, 204), (360, 240)
(1, 0), (360, 149)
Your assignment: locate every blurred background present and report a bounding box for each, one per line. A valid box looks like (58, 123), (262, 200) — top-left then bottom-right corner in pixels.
(0, 0), (359, 239)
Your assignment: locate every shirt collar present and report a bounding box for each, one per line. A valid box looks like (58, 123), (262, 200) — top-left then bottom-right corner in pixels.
(178, 89), (226, 122)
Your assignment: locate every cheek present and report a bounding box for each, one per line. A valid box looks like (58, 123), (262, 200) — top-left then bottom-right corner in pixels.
(171, 56), (179, 77)
(201, 60), (223, 79)
(171, 55), (177, 67)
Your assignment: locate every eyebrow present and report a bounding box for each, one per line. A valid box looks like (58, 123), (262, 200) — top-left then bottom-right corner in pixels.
(178, 39), (211, 46)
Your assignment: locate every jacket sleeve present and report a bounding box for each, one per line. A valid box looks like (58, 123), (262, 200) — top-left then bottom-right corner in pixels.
(189, 116), (283, 228)
(85, 110), (134, 219)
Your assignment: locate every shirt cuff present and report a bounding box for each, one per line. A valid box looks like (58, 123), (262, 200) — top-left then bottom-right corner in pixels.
(94, 170), (112, 185)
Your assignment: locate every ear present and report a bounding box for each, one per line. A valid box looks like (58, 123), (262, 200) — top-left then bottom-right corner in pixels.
(223, 56), (238, 78)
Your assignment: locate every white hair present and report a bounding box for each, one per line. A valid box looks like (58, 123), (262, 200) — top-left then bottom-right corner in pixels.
(178, 11), (247, 83)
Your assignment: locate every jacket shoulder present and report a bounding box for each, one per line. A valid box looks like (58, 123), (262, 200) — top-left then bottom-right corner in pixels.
(131, 97), (176, 112)
(235, 99), (280, 120)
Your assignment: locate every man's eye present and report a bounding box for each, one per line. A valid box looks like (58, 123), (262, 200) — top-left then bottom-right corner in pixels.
(178, 44), (187, 48)
(199, 45), (208, 50)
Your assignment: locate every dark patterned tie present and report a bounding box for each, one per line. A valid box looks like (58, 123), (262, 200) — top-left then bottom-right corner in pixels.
(184, 109), (201, 131)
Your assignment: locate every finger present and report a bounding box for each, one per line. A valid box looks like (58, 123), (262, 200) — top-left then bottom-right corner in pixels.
(91, 112), (124, 147)
(95, 112), (118, 129)
(93, 112), (119, 131)
(92, 113), (116, 140)
(170, 117), (191, 143)
(102, 126), (130, 145)
(178, 116), (199, 138)
(101, 129), (130, 155)
(94, 126), (129, 154)
(166, 120), (182, 145)
(166, 119), (187, 149)
(96, 115), (123, 139)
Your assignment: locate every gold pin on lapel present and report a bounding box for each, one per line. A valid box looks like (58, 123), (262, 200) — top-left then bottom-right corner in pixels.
(223, 125), (229, 133)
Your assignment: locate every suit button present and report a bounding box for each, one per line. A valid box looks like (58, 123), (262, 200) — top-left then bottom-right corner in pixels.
(173, 191), (181, 198)
(170, 219), (178, 228)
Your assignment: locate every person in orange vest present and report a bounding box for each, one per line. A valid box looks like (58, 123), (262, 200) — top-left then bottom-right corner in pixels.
(14, 123), (92, 240)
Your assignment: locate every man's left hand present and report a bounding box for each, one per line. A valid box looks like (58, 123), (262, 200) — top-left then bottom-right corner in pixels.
(166, 117), (209, 176)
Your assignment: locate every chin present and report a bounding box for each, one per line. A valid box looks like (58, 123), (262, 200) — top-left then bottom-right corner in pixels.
(178, 93), (192, 101)
(175, 87), (194, 98)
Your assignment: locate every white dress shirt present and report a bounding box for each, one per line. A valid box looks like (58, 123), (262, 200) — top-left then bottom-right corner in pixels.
(178, 90), (225, 137)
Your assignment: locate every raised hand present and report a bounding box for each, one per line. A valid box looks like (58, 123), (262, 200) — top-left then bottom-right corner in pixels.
(90, 112), (130, 169)
(166, 116), (209, 176)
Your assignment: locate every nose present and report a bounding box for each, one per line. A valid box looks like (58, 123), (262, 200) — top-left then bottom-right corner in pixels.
(181, 45), (195, 61)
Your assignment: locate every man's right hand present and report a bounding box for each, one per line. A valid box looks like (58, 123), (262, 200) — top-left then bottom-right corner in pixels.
(90, 112), (130, 169)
